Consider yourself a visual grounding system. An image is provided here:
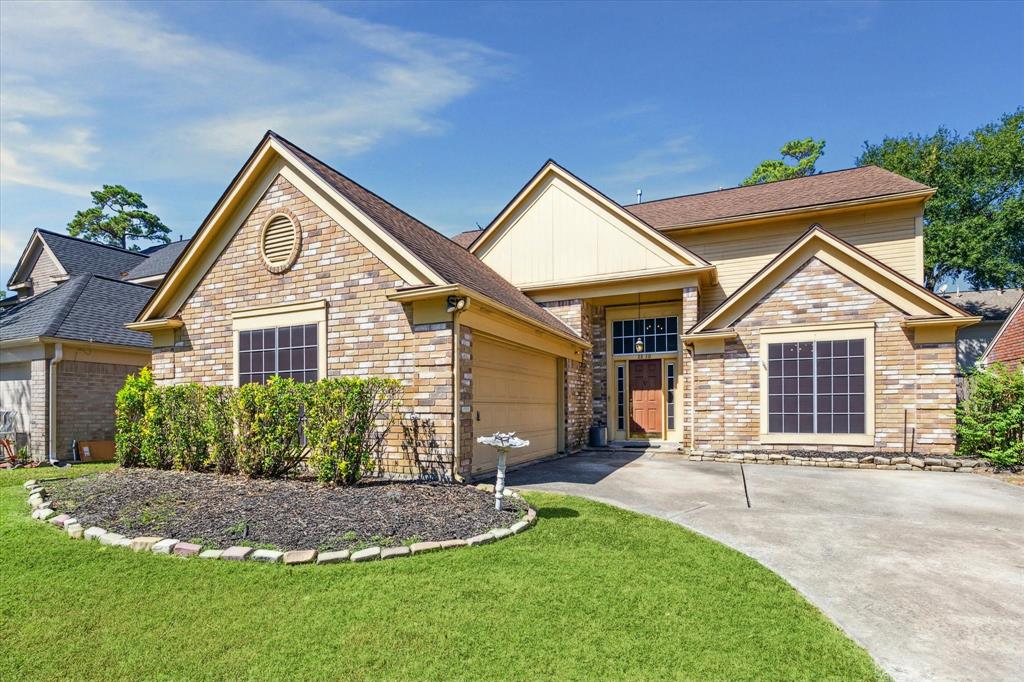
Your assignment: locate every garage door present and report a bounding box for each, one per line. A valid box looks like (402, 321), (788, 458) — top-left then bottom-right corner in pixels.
(471, 335), (559, 475)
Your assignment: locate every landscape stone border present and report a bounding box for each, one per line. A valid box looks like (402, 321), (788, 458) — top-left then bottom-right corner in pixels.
(21, 479), (536, 566)
(684, 451), (987, 472)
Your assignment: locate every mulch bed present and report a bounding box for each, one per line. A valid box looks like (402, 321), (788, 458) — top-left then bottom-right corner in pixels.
(46, 468), (525, 552)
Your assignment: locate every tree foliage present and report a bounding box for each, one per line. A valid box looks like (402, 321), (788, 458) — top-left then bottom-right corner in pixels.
(858, 109), (1024, 290)
(67, 184), (170, 250)
(741, 138), (826, 186)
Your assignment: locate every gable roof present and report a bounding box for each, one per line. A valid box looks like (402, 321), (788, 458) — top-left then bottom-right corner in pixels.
(0, 274), (153, 348)
(135, 131), (576, 339)
(7, 229), (149, 288)
(942, 288), (1023, 321)
(688, 225), (973, 335)
(980, 294), (1024, 366)
(469, 160), (711, 271)
(625, 166), (933, 230)
(123, 239), (192, 282)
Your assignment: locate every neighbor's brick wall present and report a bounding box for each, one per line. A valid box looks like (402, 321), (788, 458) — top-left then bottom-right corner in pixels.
(691, 258), (957, 455)
(28, 359), (48, 460)
(154, 175), (455, 478)
(985, 303), (1024, 368)
(55, 360), (143, 460)
(541, 299), (593, 451)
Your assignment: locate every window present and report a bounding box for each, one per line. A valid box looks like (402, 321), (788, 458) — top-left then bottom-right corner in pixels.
(616, 365), (625, 431)
(612, 317), (678, 355)
(239, 323), (319, 385)
(767, 339), (865, 434)
(666, 362), (676, 431)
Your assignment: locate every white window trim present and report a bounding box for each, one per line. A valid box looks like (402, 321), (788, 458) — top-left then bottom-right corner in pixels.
(231, 300), (328, 387)
(758, 321), (875, 447)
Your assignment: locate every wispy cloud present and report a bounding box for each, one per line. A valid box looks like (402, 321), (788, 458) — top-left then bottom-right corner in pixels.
(600, 135), (711, 185)
(0, 0), (506, 193)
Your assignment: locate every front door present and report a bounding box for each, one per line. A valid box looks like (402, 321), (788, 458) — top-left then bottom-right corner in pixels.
(629, 359), (662, 438)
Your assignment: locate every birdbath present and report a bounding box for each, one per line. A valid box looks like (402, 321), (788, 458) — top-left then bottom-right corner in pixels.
(476, 432), (530, 511)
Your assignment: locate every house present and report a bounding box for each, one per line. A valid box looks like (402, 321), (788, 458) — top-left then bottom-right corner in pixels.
(979, 292), (1024, 369)
(0, 230), (188, 461)
(128, 131), (978, 480)
(941, 288), (1023, 369)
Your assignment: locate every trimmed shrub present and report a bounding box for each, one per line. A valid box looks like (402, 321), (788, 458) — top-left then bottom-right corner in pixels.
(114, 367), (155, 467)
(203, 386), (237, 474)
(305, 377), (403, 485)
(234, 376), (309, 478)
(163, 384), (209, 471)
(957, 362), (1024, 467)
(141, 386), (174, 470)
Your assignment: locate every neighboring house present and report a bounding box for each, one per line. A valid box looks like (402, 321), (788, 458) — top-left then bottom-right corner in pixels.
(0, 230), (187, 461)
(129, 131), (977, 480)
(980, 293), (1024, 369)
(941, 288), (1023, 369)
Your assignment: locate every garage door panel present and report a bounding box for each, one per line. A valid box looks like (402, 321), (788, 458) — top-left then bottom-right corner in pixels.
(471, 335), (558, 475)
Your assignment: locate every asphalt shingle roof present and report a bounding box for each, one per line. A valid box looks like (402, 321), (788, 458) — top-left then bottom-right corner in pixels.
(941, 289), (1023, 321)
(270, 132), (576, 338)
(0, 274), (153, 348)
(123, 239), (191, 281)
(36, 229), (147, 279)
(624, 166), (932, 229)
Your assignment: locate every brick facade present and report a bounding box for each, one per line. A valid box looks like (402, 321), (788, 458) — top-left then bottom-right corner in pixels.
(28, 359), (48, 459)
(153, 175), (455, 478)
(690, 258), (957, 455)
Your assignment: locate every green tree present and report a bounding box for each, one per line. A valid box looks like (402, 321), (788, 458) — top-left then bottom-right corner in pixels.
(741, 138), (826, 186)
(67, 184), (169, 250)
(857, 109), (1024, 290)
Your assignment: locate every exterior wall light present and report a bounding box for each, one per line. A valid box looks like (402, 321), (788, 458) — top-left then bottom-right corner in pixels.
(634, 338), (645, 353)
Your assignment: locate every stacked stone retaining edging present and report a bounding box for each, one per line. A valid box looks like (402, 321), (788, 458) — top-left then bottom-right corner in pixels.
(23, 478), (536, 565)
(684, 452), (987, 472)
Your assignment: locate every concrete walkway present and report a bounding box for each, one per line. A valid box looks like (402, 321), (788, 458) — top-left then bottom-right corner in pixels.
(508, 451), (1024, 682)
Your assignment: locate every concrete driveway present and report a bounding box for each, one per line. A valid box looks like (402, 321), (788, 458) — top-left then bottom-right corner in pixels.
(508, 451), (1024, 682)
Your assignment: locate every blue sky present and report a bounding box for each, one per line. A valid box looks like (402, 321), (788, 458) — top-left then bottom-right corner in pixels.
(2, 1), (1022, 288)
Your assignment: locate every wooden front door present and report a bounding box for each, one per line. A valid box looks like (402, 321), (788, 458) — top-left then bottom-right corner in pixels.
(629, 359), (662, 437)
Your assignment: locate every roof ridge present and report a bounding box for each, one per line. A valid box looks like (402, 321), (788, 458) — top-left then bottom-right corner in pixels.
(36, 228), (153, 257)
(43, 274), (92, 337)
(268, 131), (459, 246)
(90, 273), (160, 290)
(621, 165), (899, 208)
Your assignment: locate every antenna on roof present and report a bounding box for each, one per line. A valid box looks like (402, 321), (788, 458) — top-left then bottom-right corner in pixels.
(636, 188), (642, 204)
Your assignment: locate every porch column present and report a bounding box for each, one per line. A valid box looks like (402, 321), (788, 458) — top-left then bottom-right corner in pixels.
(680, 287), (699, 448)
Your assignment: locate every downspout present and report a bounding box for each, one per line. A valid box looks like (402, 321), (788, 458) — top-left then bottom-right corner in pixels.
(48, 342), (63, 463)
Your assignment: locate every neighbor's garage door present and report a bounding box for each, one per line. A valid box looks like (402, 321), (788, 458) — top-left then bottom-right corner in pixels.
(471, 335), (558, 475)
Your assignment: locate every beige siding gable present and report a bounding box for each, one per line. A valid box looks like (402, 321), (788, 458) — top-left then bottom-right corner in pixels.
(674, 203), (924, 316)
(24, 243), (65, 297)
(479, 175), (686, 288)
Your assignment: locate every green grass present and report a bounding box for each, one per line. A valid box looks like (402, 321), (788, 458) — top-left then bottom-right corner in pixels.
(0, 464), (883, 681)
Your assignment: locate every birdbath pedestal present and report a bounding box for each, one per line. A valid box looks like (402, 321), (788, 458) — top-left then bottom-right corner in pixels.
(476, 432), (530, 511)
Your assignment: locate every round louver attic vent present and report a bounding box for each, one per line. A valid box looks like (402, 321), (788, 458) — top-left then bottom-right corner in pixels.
(260, 211), (301, 273)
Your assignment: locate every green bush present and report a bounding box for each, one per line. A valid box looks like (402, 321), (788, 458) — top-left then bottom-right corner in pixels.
(957, 362), (1024, 467)
(203, 386), (237, 474)
(234, 376), (310, 478)
(141, 386), (174, 470)
(114, 367), (155, 467)
(305, 377), (403, 485)
(162, 384), (209, 471)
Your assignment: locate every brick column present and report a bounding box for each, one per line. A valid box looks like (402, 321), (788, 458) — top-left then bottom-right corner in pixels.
(680, 287), (699, 448)
(914, 341), (957, 454)
(692, 352), (724, 450)
(541, 299), (593, 452)
(458, 325), (474, 480)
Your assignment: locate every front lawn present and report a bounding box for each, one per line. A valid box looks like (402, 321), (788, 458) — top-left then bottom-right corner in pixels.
(1, 464), (883, 681)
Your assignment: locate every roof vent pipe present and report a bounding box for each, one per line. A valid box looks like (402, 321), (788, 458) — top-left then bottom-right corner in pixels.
(636, 189), (642, 204)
